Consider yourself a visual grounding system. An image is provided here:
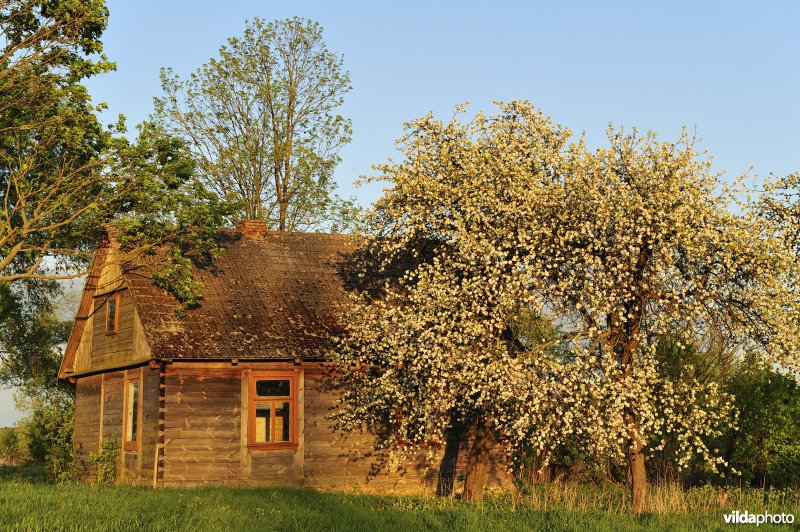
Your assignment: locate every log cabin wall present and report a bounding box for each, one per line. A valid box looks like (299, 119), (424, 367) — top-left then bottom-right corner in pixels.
(73, 374), (103, 473)
(161, 366), (244, 487)
(138, 365), (160, 484)
(158, 362), (510, 492)
(302, 370), (439, 492)
(72, 365), (159, 485)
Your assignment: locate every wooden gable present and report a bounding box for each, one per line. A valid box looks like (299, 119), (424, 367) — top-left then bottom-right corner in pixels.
(59, 243), (153, 378)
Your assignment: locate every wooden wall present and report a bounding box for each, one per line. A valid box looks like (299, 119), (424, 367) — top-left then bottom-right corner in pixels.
(91, 290), (136, 369)
(139, 365), (160, 484)
(73, 374), (103, 473)
(303, 373), (439, 492)
(158, 362), (511, 493)
(72, 366), (159, 485)
(161, 368), (243, 486)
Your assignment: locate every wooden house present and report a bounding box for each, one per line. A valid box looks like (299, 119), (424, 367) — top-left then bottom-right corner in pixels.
(58, 221), (510, 492)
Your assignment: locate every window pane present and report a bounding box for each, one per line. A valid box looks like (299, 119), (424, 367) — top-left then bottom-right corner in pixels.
(106, 298), (117, 332)
(126, 381), (138, 442)
(254, 403), (271, 443)
(275, 401), (290, 442)
(255, 379), (290, 397)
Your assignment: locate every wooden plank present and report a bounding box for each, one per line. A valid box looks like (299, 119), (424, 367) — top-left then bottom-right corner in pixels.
(162, 369), (242, 483)
(91, 290), (135, 369)
(240, 369), (251, 478)
(74, 375), (103, 460)
(101, 371), (124, 442)
(132, 311), (152, 360)
(162, 451), (240, 462)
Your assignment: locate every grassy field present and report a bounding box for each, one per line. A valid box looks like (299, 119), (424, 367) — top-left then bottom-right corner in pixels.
(1, 466), (797, 531)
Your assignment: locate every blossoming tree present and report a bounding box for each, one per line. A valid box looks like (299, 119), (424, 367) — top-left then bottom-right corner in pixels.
(331, 101), (800, 509)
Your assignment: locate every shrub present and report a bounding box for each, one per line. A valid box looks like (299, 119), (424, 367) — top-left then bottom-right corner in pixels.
(24, 400), (74, 482)
(0, 427), (22, 464)
(89, 437), (119, 485)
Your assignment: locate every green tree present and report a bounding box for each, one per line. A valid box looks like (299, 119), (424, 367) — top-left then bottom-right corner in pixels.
(0, 426), (24, 464)
(0, 280), (72, 402)
(723, 354), (800, 488)
(0, 0), (127, 283)
(23, 396), (73, 481)
(111, 121), (237, 314)
(156, 17), (356, 232)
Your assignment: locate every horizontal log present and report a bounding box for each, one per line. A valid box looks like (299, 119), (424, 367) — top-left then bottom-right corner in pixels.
(166, 430), (240, 441)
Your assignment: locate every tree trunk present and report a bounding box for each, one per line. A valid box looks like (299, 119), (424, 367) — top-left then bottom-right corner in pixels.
(278, 202), (287, 231)
(628, 437), (647, 513)
(436, 424), (465, 497)
(463, 418), (494, 501)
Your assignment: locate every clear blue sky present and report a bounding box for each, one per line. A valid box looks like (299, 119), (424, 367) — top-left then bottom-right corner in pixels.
(1, 0), (799, 425)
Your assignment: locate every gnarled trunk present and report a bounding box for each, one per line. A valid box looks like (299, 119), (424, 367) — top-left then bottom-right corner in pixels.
(463, 418), (495, 501)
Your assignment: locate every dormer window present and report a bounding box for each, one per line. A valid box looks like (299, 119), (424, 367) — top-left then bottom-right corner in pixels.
(105, 293), (120, 334)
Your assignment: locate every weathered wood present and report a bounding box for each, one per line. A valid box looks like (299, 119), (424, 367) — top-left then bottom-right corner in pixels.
(90, 290), (142, 370)
(73, 375), (102, 473)
(162, 368), (242, 485)
(95, 246), (126, 296)
(72, 361), (511, 493)
(240, 369), (251, 478)
(136, 365), (159, 484)
(73, 301), (94, 373)
(101, 371), (123, 441)
(133, 312), (152, 361)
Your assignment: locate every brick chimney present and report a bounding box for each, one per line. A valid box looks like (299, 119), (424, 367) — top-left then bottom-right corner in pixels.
(240, 219), (268, 240)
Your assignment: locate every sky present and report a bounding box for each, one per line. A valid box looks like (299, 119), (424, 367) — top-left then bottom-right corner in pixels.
(1, 0), (799, 425)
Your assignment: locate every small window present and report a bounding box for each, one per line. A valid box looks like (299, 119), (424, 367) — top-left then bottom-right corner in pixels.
(105, 294), (120, 334)
(123, 375), (140, 451)
(249, 373), (296, 448)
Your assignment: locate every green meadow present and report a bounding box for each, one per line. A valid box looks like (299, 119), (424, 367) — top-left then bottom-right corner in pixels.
(1, 466), (797, 531)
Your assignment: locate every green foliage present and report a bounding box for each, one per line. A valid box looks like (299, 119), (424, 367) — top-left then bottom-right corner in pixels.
(24, 399), (75, 482)
(723, 355), (800, 488)
(155, 17), (355, 232)
(0, 0), (124, 282)
(88, 437), (118, 485)
(111, 121), (237, 313)
(0, 280), (73, 401)
(648, 340), (800, 489)
(151, 249), (205, 317)
(0, 2), (233, 293)
(0, 427), (23, 464)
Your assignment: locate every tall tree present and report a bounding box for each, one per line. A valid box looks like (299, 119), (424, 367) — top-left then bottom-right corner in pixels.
(156, 17), (355, 232)
(0, 0), (127, 283)
(332, 102), (800, 508)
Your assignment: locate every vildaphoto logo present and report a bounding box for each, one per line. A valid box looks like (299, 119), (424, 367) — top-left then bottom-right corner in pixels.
(723, 510), (795, 526)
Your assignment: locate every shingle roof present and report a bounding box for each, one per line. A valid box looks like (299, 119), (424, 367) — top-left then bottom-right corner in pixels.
(124, 231), (357, 360)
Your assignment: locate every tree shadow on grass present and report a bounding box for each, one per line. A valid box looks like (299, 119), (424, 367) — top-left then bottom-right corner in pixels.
(0, 463), (50, 483)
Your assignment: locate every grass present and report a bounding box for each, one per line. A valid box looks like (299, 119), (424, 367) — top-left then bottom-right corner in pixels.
(0, 467), (798, 531)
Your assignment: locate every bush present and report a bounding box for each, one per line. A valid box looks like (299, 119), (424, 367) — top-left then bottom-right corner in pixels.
(24, 400), (75, 482)
(0, 427), (23, 464)
(89, 437), (119, 485)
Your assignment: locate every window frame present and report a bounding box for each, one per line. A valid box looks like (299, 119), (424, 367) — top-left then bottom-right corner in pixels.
(122, 370), (142, 452)
(247, 371), (298, 450)
(105, 293), (121, 335)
